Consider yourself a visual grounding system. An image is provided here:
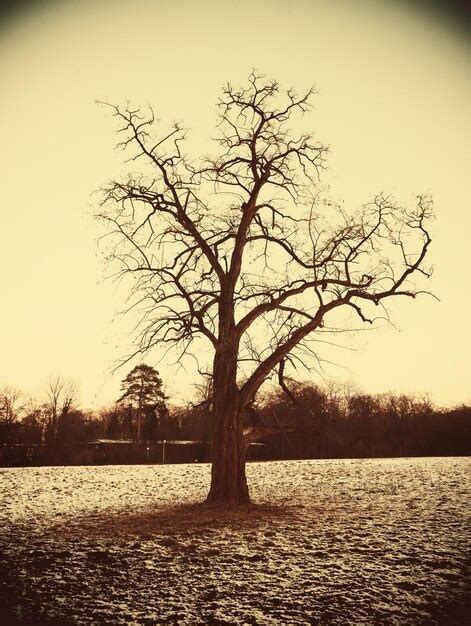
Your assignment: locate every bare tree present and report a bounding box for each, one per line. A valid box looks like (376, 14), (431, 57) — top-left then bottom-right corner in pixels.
(97, 72), (433, 503)
(0, 386), (27, 426)
(44, 375), (78, 445)
(0, 386), (28, 445)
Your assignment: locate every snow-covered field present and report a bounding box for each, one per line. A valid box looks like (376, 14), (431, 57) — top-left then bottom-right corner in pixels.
(1, 458), (470, 625)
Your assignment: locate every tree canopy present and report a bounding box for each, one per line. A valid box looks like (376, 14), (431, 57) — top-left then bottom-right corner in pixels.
(118, 364), (166, 409)
(118, 364), (167, 443)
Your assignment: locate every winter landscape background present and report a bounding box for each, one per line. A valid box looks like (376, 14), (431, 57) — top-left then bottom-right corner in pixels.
(1, 1), (470, 624)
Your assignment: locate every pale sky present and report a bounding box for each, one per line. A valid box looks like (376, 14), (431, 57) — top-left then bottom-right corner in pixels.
(0, 0), (470, 409)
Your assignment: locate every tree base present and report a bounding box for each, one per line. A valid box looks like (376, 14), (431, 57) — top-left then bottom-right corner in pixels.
(206, 468), (251, 505)
(205, 490), (251, 506)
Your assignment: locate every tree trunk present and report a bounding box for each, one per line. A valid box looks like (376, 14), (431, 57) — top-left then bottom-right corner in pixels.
(136, 407), (142, 444)
(206, 343), (250, 504)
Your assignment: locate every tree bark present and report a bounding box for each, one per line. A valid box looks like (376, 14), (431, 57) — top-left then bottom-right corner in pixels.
(206, 342), (250, 504)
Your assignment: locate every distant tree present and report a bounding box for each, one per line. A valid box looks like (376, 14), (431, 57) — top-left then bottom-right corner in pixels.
(55, 409), (101, 446)
(178, 380), (213, 441)
(98, 404), (129, 440)
(346, 393), (379, 457)
(437, 405), (471, 456)
(0, 386), (26, 425)
(175, 403), (210, 442)
(98, 72), (433, 502)
(117, 364), (167, 443)
(18, 403), (48, 445)
(257, 382), (329, 458)
(44, 375), (78, 446)
(0, 386), (26, 444)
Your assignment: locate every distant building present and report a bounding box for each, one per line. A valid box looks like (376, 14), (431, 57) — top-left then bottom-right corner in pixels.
(0, 440), (268, 467)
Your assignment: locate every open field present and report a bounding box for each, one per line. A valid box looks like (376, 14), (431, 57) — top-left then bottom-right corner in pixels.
(1, 458), (470, 624)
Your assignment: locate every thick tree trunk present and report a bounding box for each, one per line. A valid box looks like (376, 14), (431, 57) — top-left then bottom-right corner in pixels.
(207, 404), (249, 504)
(206, 343), (250, 504)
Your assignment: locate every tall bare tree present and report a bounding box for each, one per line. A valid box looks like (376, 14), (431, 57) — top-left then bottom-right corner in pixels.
(97, 72), (433, 503)
(44, 375), (78, 446)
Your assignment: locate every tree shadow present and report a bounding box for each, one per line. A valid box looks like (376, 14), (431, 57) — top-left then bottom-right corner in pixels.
(48, 500), (299, 541)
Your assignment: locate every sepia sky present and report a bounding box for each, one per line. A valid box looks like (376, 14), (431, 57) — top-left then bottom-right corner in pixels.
(0, 0), (470, 408)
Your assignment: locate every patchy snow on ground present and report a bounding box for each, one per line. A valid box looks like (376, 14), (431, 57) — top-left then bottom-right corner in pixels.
(1, 457), (470, 625)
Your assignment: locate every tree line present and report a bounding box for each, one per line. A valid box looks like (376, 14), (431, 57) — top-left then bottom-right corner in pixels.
(1, 366), (469, 460)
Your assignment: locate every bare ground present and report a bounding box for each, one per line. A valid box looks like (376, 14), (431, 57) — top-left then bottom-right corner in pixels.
(1, 457), (470, 624)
